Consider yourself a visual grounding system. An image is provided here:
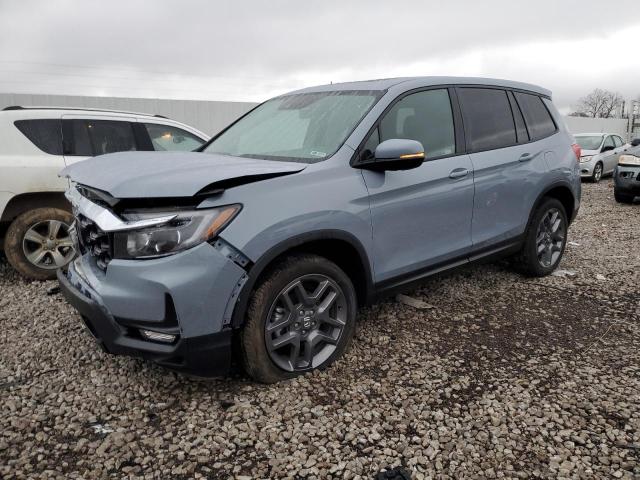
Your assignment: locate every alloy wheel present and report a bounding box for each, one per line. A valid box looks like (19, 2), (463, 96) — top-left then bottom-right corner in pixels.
(264, 274), (347, 372)
(535, 208), (565, 268)
(593, 163), (602, 182)
(22, 220), (75, 269)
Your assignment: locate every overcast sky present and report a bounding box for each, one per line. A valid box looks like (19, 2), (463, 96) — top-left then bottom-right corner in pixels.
(1, 0), (639, 112)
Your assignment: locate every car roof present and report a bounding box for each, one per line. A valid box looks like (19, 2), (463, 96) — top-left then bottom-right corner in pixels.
(286, 76), (552, 97)
(2, 105), (166, 118)
(0, 106), (210, 139)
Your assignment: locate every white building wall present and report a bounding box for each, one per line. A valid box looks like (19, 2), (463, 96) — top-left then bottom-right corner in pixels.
(561, 116), (629, 139)
(1, 92), (636, 142)
(0, 93), (257, 136)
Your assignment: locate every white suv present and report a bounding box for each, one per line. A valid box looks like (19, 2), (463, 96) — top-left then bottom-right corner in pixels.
(0, 106), (209, 279)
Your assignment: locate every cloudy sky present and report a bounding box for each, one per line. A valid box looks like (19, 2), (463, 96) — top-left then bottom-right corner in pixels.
(1, 0), (639, 112)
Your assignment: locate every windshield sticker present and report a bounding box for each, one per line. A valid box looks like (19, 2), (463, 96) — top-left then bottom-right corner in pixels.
(310, 151), (327, 158)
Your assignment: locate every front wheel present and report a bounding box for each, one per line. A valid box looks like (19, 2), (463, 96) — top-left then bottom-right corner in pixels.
(515, 198), (568, 277)
(240, 254), (357, 383)
(591, 162), (603, 183)
(4, 208), (75, 280)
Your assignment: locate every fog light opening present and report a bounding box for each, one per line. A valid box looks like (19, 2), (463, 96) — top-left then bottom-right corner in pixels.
(140, 329), (176, 343)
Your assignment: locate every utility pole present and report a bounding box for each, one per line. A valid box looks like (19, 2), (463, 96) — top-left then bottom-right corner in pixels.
(631, 100), (640, 142)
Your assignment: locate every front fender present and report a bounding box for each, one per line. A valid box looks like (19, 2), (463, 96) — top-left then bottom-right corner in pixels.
(226, 228), (375, 328)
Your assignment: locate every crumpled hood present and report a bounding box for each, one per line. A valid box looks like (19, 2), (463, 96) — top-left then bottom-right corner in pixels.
(60, 151), (307, 198)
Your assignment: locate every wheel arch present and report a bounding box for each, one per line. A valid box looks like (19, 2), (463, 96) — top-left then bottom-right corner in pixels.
(594, 160), (604, 176)
(1, 191), (70, 224)
(230, 230), (374, 328)
(530, 182), (577, 227)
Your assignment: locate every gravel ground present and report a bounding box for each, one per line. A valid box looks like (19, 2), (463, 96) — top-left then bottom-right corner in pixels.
(1, 179), (639, 479)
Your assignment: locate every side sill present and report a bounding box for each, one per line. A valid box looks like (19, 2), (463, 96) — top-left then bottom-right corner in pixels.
(373, 238), (523, 301)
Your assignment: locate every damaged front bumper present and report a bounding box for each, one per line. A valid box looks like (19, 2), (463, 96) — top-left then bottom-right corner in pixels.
(614, 165), (640, 196)
(58, 241), (248, 377)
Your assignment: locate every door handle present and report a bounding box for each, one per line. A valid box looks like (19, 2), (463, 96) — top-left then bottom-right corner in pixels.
(449, 168), (469, 179)
(519, 153), (533, 162)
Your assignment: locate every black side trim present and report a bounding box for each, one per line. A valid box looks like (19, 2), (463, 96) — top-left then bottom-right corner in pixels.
(230, 230), (375, 327)
(374, 237), (523, 300)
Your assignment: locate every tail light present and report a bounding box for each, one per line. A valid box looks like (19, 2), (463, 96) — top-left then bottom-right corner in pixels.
(571, 143), (581, 162)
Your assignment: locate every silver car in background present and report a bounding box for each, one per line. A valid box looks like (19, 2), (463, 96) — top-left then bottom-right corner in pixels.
(575, 133), (628, 182)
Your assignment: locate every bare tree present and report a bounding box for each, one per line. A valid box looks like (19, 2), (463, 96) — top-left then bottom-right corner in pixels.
(573, 89), (624, 118)
(632, 96), (640, 116)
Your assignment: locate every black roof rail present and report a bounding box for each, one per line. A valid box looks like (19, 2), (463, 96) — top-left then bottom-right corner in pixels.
(1, 105), (164, 117)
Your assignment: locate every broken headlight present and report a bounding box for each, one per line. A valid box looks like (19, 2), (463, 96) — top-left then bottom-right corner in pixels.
(113, 204), (241, 259)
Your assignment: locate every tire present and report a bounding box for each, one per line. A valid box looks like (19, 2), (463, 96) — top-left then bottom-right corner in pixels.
(614, 191), (635, 204)
(240, 253), (357, 383)
(591, 162), (603, 183)
(515, 197), (568, 277)
(4, 208), (75, 280)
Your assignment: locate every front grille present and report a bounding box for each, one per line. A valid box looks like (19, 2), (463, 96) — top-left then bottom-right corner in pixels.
(77, 214), (112, 271)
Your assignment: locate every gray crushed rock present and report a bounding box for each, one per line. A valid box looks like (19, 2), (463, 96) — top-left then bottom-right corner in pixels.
(0, 179), (638, 479)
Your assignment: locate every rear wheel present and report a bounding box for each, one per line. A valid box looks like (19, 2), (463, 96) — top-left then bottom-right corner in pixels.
(591, 162), (603, 183)
(240, 254), (357, 383)
(4, 208), (75, 280)
(614, 191), (635, 204)
(515, 198), (568, 277)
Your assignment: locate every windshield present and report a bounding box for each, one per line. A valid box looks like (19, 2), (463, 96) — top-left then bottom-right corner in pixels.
(575, 135), (604, 151)
(203, 90), (382, 163)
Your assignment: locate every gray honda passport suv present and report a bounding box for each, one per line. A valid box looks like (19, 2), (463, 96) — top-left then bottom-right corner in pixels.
(58, 77), (581, 383)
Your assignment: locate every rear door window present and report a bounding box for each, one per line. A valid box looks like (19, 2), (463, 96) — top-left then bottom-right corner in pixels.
(369, 88), (456, 159)
(85, 120), (136, 155)
(14, 119), (63, 155)
(513, 92), (557, 141)
(64, 120), (92, 156)
(143, 123), (205, 151)
(64, 119), (136, 156)
(457, 88), (516, 151)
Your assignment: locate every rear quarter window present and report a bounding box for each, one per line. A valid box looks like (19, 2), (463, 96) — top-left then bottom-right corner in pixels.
(14, 119), (63, 155)
(514, 92), (557, 141)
